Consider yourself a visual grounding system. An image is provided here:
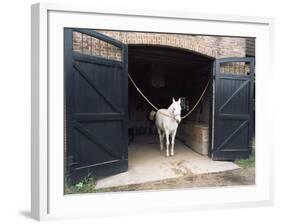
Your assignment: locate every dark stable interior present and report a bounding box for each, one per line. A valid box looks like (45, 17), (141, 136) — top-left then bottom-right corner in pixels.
(128, 45), (213, 142)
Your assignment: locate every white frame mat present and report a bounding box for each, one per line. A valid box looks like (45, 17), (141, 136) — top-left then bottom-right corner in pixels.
(31, 2), (274, 221)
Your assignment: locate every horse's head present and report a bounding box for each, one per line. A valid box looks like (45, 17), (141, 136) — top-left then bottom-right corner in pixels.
(171, 98), (182, 124)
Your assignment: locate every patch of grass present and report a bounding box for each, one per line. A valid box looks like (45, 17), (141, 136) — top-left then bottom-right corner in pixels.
(235, 155), (255, 168)
(64, 172), (98, 194)
(65, 181), (96, 194)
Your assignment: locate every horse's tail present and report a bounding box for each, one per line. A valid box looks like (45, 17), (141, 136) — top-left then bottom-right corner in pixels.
(148, 110), (156, 122)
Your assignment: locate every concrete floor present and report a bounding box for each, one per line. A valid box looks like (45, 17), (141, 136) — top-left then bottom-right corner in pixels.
(95, 135), (240, 189)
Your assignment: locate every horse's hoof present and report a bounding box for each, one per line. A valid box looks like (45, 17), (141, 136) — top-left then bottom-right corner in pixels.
(166, 154), (170, 157)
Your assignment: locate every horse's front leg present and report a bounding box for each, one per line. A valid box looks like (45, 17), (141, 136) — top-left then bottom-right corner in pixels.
(171, 131), (177, 156)
(165, 131), (170, 157)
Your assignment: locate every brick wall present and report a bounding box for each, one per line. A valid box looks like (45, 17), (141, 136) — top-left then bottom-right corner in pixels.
(73, 31), (123, 61)
(73, 30), (246, 60)
(73, 30), (251, 75)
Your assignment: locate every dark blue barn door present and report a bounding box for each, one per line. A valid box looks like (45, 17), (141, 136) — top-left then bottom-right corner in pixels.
(212, 57), (254, 160)
(64, 28), (128, 180)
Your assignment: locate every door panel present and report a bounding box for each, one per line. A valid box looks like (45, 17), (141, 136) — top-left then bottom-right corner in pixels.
(64, 28), (128, 181)
(212, 57), (254, 160)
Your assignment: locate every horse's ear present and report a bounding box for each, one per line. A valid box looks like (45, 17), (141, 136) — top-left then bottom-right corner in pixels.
(172, 97), (175, 103)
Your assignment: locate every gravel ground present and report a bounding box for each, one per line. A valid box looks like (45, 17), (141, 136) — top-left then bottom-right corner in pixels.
(94, 167), (255, 193)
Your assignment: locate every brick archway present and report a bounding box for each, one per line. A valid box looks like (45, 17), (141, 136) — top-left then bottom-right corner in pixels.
(73, 30), (246, 60)
(98, 30), (245, 59)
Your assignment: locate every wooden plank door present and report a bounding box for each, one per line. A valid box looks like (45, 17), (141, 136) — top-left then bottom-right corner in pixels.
(64, 28), (128, 181)
(212, 57), (254, 160)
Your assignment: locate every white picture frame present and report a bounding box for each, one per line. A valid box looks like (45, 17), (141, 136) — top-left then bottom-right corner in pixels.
(31, 2), (275, 221)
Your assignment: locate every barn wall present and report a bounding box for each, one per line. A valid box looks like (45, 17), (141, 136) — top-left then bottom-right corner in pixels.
(73, 30), (246, 59)
(246, 37), (256, 56)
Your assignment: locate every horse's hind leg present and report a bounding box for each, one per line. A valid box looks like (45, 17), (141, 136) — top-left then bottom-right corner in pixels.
(165, 131), (170, 157)
(157, 129), (163, 152)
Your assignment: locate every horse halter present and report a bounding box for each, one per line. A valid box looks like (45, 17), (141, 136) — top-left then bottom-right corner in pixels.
(173, 113), (181, 123)
(171, 105), (181, 122)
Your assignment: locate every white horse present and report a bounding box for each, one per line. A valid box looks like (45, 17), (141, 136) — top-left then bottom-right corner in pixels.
(149, 98), (182, 157)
